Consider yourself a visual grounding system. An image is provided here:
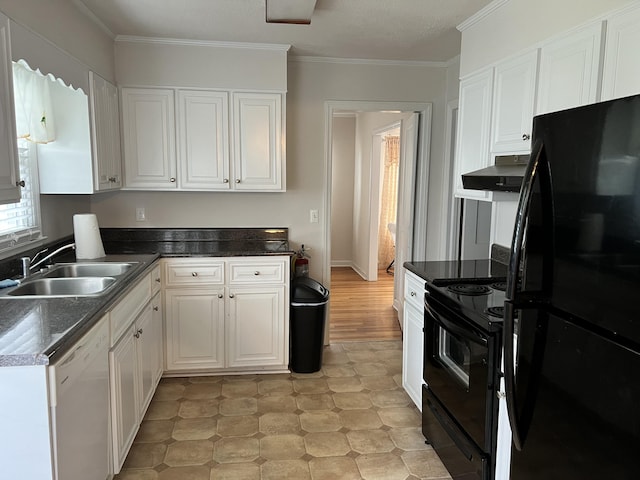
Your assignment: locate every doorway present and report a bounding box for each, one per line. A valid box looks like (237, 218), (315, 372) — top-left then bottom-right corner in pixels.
(323, 101), (432, 343)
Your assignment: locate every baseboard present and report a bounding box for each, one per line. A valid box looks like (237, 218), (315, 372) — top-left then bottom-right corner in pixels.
(331, 260), (353, 268)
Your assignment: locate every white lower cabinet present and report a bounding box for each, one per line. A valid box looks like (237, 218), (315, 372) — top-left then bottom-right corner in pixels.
(110, 266), (163, 474)
(163, 256), (290, 374)
(402, 270), (425, 410)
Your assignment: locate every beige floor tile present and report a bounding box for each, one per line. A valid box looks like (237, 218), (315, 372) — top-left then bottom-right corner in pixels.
(356, 452), (410, 480)
(353, 362), (389, 376)
(179, 399), (219, 418)
(257, 395), (297, 413)
(172, 417), (217, 440)
(346, 429), (396, 454)
(153, 382), (186, 401)
(212, 437), (260, 463)
(219, 397), (257, 416)
(144, 400), (180, 420)
(216, 415), (259, 437)
(260, 434), (306, 460)
(369, 389), (411, 408)
(188, 376), (223, 383)
(121, 443), (167, 469)
(388, 427), (430, 451)
(293, 378), (330, 394)
(183, 383), (223, 400)
(260, 459), (311, 480)
(369, 341), (402, 351)
(378, 406), (421, 428)
(322, 364), (357, 377)
(322, 350), (350, 365)
(157, 466), (211, 480)
(303, 432), (351, 457)
(345, 350), (382, 363)
(341, 342), (378, 351)
(299, 411), (342, 432)
(332, 391), (373, 410)
(135, 420), (174, 443)
(164, 440), (214, 467)
(295, 393), (335, 411)
(308, 456), (362, 480)
(221, 381), (258, 398)
(327, 377), (364, 393)
(338, 409), (383, 430)
(360, 375), (398, 391)
(113, 470), (158, 480)
(210, 463), (260, 480)
(402, 449), (453, 478)
(257, 379), (293, 396)
(259, 412), (301, 435)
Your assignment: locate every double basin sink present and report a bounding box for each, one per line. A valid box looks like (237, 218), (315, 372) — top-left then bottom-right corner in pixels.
(2, 262), (137, 298)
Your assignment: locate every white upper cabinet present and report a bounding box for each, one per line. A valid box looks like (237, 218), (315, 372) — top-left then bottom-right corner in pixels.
(454, 68), (494, 200)
(602, 3), (640, 101)
(536, 23), (603, 115)
(232, 92), (284, 191)
(490, 49), (539, 154)
(122, 88), (177, 189)
(0, 13), (20, 205)
(122, 88), (285, 192)
(90, 71), (123, 191)
(178, 90), (229, 190)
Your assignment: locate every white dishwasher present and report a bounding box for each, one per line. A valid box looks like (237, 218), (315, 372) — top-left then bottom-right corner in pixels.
(49, 317), (110, 480)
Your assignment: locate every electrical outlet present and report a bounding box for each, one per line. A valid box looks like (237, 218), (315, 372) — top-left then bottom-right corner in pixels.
(310, 209), (319, 223)
(136, 207), (146, 222)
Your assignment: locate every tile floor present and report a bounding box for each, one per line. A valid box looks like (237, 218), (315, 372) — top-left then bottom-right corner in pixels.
(114, 341), (452, 480)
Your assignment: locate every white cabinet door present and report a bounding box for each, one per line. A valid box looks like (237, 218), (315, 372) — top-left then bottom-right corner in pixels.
(136, 299), (162, 415)
(90, 71), (122, 191)
(602, 3), (640, 101)
(165, 288), (225, 371)
(402, 301), (424, 411)
(232, 92), (283, 191)
(122, 88), (176, 189)
(178, 90), (230, 190)
(454, 69), (494, 200)
(109, 325), (139, 473)
(227, 286), (285, 368)
(0, 13), (20, 205)
(537, 23), (603, 115)
(491, 49), (539, 154)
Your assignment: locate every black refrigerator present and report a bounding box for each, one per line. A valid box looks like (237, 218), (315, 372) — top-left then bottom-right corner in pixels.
(503, 94), (640, 479)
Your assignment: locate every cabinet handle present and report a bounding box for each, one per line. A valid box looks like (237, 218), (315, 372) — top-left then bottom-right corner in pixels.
(229, 293), (235, 298)
(16, 180), (26, 187)
(192, 272), (198, 277)
(153, 306), (159, 311)
(108, 176), (117, 182)
(155, 277), (161, 283)
(170, 177), (176, 183)
(134, 331), (140, 339)
(218, 293), (223, 298)
(522, 133), (531, 141)
(138, 328), (143, 335)
(235, 179), (241, 184)
(254, 271), (260, 276)
(223, 179), (229, 183)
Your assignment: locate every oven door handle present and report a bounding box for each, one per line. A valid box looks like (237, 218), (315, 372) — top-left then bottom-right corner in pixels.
(424, 296), (487, 347)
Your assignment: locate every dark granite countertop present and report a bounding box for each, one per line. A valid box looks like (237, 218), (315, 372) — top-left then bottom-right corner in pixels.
(0, 227), (294, 368)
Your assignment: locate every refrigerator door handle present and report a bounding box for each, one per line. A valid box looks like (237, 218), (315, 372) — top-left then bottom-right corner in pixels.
(503, 300), (523, 450)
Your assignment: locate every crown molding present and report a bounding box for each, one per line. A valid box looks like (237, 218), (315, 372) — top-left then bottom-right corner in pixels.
(290, 55), (448, 67)
(457, 0), (509, 32)
(72, 0), (116, 38)
(115, 35), (291, 52)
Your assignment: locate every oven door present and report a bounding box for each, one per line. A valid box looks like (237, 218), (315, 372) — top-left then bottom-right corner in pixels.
(424, 292), (496, 452)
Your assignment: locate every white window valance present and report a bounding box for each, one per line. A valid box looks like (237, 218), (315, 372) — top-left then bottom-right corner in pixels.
(12, 59), (56, 144)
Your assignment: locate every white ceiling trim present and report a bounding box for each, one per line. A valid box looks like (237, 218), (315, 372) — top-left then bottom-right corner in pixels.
(114, 35), (291, 52)
(290, 55), (449, 68)
(457, 0), (509, 31)
(73, 0), (116, 39)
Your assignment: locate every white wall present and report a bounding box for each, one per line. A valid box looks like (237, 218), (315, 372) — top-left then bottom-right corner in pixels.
(330, 115), (356, 266)
(459, 0), (635, 77)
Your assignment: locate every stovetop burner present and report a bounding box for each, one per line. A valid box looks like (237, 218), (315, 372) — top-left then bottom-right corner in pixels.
(490, 282), (507, 292)
(486, 306), (505, 318)
(447, 284), (492, 296)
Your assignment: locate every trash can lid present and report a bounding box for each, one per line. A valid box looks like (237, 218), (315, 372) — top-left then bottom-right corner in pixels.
(291, 276), (329, 303)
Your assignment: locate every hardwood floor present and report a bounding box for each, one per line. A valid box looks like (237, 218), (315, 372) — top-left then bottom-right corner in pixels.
(329, 267), (402, 342)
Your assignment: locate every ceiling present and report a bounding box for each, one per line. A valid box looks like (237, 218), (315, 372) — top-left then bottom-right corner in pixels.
(74, 0), (493, 63)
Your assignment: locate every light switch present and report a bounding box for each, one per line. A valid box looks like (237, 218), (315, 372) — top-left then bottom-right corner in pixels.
(136, 207), (146, 222)
(310, 209), (319, 223)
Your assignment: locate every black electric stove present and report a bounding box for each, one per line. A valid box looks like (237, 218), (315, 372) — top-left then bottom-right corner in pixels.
(406, 259), (508, 333)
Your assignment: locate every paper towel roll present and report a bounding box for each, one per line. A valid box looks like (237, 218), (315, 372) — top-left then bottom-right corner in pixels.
(73, 214), (106, 259)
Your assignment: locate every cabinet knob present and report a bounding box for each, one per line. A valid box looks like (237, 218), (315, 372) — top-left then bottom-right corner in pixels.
(410, 291), (416, 297)
(155, 277), (161, 283)
(254, 271), (260, 276)
(229, 293), (235, 298)
(522, 133), (531, 141)
(235, 179), (241, 184)
(134, 331), (140, 339)
(170, 177), (176, 183)
(153, 306), (159, 311)
(218, 293), (223, 299)
(138, 328), (143, 335)
(16, 179), (26, 187)
(108, 176), (117, 182)
(223, 178), (229, 183)
(192, 272), (198, 277)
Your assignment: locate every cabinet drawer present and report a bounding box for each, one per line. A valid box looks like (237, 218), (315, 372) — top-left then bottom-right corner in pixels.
(228, 259), (286, 284)
(404, 271), (424, 310)
(164, 259), (224, 286)
(110, 273), (152, 346)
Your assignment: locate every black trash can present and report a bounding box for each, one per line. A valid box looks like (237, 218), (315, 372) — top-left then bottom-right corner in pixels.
(289, 277), (329, 373)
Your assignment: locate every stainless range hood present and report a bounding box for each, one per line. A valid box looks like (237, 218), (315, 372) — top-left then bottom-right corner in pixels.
(461, 154), (529, 192)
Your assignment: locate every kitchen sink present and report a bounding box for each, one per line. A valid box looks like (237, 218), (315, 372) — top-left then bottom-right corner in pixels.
(5, 277), (117, 297)
(44, 262), (136, 278)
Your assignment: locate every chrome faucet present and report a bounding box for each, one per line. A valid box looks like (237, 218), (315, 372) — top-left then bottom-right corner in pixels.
(21, 243), (76, 278)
